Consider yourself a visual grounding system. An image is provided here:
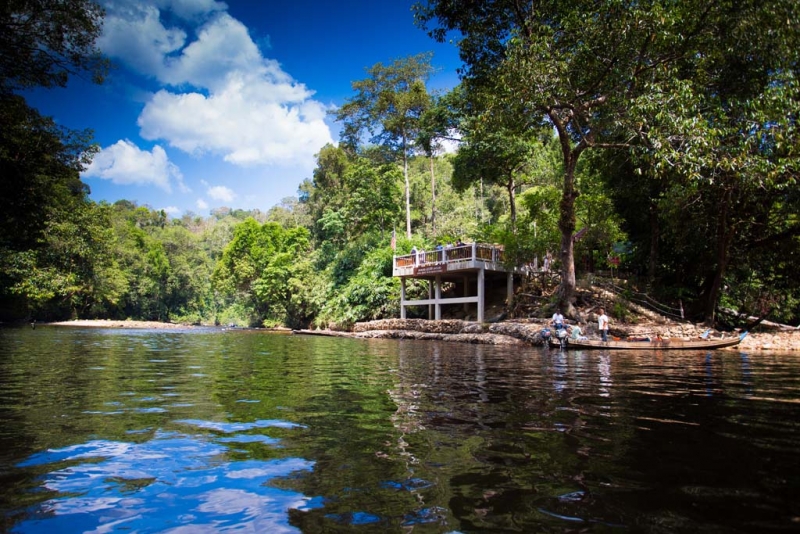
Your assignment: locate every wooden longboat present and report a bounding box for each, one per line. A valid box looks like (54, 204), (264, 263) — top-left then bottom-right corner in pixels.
(549, 331), (748, 350)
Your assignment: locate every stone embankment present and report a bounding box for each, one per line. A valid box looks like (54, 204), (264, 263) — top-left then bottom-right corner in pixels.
(351, 319), (534, 345)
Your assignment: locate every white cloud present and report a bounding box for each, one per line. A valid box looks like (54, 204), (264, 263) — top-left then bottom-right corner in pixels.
(99, 1), (333, 171)
(207, 185), (235, 202)
(163, 205), (181, 215)
(196, 198), (209, 210)
(138, 75), (331, 167)
(159, 14), (267, 91)
(98, 3), (187, 78)
(83, 140), (184, 192)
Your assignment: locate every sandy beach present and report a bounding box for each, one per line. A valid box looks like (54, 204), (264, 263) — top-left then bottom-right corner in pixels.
(46, 319), (195, 329)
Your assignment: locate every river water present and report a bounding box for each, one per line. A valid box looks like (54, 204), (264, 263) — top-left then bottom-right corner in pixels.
(0, 326), (798, 533)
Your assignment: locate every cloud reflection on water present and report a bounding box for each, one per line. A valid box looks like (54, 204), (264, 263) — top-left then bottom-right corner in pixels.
(14, 426), (317, 533)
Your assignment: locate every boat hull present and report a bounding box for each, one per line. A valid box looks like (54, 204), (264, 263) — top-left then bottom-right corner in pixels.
(549, 334), (745, 350)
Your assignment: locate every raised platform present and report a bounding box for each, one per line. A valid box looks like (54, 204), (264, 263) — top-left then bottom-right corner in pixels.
(393, 244), (526, 323)
(393, 243), (516, 277)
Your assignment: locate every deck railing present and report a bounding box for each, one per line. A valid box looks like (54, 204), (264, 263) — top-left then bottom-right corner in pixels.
(394, 243), (507, 272)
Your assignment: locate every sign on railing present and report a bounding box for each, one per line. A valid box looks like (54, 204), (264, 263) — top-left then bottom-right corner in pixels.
(415, 264), (447, 275)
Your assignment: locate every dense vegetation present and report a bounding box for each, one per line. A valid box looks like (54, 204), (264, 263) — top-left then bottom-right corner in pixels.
(1, 0), (798, 328)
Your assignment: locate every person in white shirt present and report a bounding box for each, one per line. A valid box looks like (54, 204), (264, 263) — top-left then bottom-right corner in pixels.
(551, 310), (564, 330)
(598, 308), (609, 341)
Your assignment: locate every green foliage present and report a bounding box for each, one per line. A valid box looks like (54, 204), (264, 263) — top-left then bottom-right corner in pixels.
(212, 218), (314, 327)
(417, 0), (800, 318)
(0, 95), (96, 252)
(335, 53), (434, 154)
(316, 241), (399, 329)
(611, 301), (630, 324)
(0, 94), (114, 320)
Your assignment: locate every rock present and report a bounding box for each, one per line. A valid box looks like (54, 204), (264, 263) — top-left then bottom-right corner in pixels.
(461, 323), (486, 334)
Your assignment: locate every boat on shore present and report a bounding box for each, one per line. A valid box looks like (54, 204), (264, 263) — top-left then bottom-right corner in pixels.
(549, 331), (748, 350)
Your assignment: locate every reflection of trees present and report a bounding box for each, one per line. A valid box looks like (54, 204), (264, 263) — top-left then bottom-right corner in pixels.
(380, 343), (650, 530)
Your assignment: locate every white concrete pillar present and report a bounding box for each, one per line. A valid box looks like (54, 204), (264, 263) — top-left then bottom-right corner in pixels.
(463, 275), (469, 313)
(435, 274), (442, 320)
(478, 267), (485, 323)
(400, 277), (407, 319)
(428, 279), (433, 320)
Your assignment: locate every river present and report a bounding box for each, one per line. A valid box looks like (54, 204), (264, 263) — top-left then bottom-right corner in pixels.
(0, 325), (798, 533)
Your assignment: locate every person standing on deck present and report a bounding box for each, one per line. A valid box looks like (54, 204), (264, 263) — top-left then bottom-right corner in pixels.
(598, 308), (609, 342)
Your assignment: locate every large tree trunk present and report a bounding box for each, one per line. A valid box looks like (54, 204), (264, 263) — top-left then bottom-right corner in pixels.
(429, 155), (436, 234)
(647, 200), (659, 288)
(551, 116), (582, 315)
(703, 185), (736, 325)
(403, 131), (411, 238)
(557, 151), (580, 315)
(548, 109), (586, 316)
(507, 178), (517, 232)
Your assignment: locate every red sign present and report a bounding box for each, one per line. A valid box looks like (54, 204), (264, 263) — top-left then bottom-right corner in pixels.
(414, 264), (448, 275)
(609, 256), (620, 266)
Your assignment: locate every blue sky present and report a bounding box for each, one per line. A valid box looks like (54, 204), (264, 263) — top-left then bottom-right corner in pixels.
(26, 0), (461, 218)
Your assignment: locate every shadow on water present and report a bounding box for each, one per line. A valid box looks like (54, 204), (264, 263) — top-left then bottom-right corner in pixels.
(1, 325), (799, 532)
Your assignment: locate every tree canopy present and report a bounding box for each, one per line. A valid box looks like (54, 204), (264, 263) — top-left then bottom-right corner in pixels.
(334, 53), (435, 239)
(0, 0), (108, 93)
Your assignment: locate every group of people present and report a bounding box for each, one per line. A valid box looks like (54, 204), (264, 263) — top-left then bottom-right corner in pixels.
(551, 307), (609, 342)
(434, 240), (465, 250)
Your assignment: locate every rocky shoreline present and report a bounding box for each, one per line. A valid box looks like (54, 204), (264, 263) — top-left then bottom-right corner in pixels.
(311, 318), (800, 352)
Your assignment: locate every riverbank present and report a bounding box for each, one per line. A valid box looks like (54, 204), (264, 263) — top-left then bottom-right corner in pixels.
(301, 318), (800, 352)
(39, 318), (800, 351)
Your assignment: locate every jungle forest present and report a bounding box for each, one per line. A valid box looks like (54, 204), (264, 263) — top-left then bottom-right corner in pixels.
(1, 0), (798, 329)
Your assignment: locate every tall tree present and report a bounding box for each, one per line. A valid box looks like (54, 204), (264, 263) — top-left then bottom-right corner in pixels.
(417, 89), (463, 235)
(334, 53), (434, 239)
(452, 128), (535, 230)
(0, 0), (109, 319)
